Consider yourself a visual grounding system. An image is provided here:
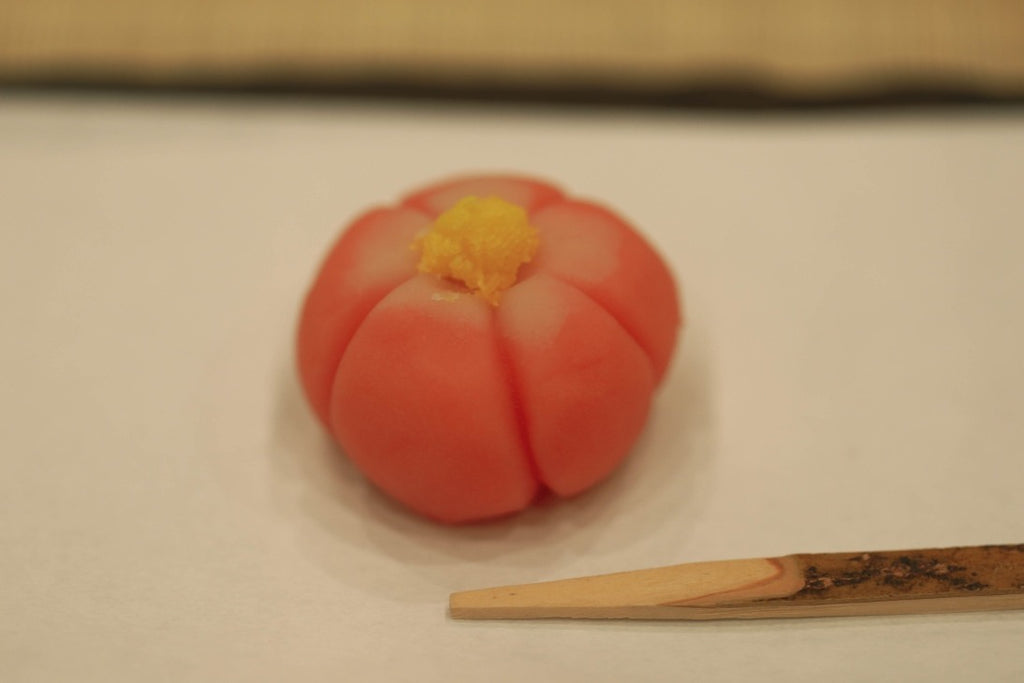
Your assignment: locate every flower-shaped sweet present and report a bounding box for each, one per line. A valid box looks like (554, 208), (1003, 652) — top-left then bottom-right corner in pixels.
(297, 175), (681, 523)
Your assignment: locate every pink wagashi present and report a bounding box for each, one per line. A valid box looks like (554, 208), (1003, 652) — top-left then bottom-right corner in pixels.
(297, 175), (682, 523)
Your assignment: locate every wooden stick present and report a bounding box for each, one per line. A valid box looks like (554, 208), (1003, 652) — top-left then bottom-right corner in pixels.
(449, 544), (1024, 620)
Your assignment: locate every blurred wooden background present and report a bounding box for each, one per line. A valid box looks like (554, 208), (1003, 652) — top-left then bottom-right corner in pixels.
(2, 0), (1023, 101)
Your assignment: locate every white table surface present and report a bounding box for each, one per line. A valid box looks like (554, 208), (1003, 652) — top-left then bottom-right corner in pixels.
(2, 93), (1023, 681)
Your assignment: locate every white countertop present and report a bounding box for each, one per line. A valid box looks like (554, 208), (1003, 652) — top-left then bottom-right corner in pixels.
(2, 94), (1023, 681)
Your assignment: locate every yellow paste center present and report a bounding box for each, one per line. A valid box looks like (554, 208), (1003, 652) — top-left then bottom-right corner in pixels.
(412, 196), (540, 305)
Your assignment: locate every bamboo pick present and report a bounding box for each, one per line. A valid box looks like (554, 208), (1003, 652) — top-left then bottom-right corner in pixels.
(450, 544), (1024, 620)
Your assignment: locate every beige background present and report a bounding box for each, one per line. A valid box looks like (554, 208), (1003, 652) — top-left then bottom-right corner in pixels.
(1, 94), (1023, 680)
(2, 0), (1024, 94)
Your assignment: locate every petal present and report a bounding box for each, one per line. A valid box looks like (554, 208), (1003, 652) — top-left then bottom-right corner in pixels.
(403, 174), (563, 218)
(330, 275), (538, 523)
(297, 207), (428, 426)
(498, 274), (655, 497)
(530, 200), (682, 384)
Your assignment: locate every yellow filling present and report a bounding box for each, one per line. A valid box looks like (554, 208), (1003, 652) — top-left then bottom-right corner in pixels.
(412, 196), (540, 305)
